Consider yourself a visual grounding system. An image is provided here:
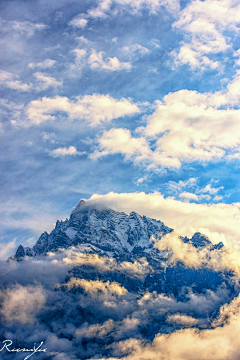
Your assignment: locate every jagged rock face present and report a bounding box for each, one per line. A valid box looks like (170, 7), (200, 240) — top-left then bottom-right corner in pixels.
(14, 200), (173, 259)
(12, 199), (230, 300)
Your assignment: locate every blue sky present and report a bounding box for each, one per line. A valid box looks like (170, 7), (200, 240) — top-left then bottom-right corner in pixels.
(1, 0), (240, 257)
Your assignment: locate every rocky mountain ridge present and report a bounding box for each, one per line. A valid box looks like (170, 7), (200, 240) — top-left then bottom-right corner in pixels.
(13, 199), (223, 262)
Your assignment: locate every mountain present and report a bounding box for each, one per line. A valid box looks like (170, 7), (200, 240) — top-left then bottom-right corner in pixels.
(11, 199), (227, 298)
(13, 199), (223, 262)
(4, 200), (236, 360)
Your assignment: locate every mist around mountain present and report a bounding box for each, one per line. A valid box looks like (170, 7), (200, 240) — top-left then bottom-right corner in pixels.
(1, 200), (240, 360)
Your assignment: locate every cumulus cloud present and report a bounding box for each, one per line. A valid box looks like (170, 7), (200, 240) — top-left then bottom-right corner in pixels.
(25, 94), (139, 126)
(107, 292), (240, 360)
(153, 231), (240, 276)
(59, 247), (150, 278)
(88, 50), (131, 71)
(167, 179), (223, 203)
(0, 70), (32, 91)
(28, 59), (56, 69)
(61, 278), (128, 296)
(109, 318), (240, 360)
(89, 191), (240, 245)
(0, 70), (61, 92)
(69, 17), (88, 28)
(49, 146), (84, 157)
(179, 191), (199, 201)
(172, 0), (240, 70)
(92, 72), (240, 169)
(0, 284), (46, 324)
(0, 241), (238, 359)
(167, 313), (199, 327)
(198, 183), (223, 196)
(91, 128), (151, 162)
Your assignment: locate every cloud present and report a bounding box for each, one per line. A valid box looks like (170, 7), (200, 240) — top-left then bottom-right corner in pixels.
(0, 243), (238, 360)
(25, 94), (139, 126)
(61, 278), (128, 296)
(109, 315), (240, 360)
(91, 128), (151, 162)
(69, 17), (88, 28)
(60, 247), (150, 278)
(0, 70), (61, 92)
(198, 184), (223, 196)
(0, 197), (64, 236)
(80, 0), (180, 20)
(167, 178), (198, 193)
(28, 59), (56, 69)
(167, 313), (199, 327)
(0, 238), (17, 260)
(172, 0), (240, 70)
(75, 319), (115, 339)
(153, 231), (240, 276)
(50, 146), (85, 157)
(0, 18), (46, 37)
(92, 72), (240, 169)
(167, 179), (224, 203)
(88, 50), (132, 71)
(0, 70), (32, 91)
(122, 44), (150, 59)
(0, 284), (46, 324)
(42, 131), (57, 144)
(179, 191), (199, 201)
(88, 191), (240, 245)
(34, 72), (62, 90)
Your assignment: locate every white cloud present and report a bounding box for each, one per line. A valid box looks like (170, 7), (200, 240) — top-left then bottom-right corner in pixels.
(68, 48), (87, 72)
(69, 17), (88, 28)
(81, 0), (180, 20)
(153, 231), (240, 276)
(0, 70), (32, 91)
(0, 18), (46, 37)
(179, 191), (199, 201)
(25, 94), (139, 126)
(88, 191), (240, 245)
(198, 183), (223, 195)
(91, 128), (151, 162)
(167, 313), (199, 327)
(122, 44), (150, 59)
(73, 48), (87, 63)
(213, 195), (223, 202)
(88, 50), (131, 71)
(42, 131), (57, 144)
(50, 146), (84, 157)
(0, 238), (17, 260)
(28, 59), (56, 69)
(34, 72), (62, 91)
(0, 70), (62, 92)
(167, 178), (197, 193)
(61, 278), (128, 296)
(93, 72), (240, 169)
(110, 303), (240, 360)
(172, 0), (240, 70)
(0, 284), (46, 324)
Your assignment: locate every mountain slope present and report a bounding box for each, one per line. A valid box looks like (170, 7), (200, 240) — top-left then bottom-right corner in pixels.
(13, 199), (223, 262)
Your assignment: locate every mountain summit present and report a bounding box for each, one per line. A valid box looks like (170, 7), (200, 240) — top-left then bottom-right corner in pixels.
(13, 199), (223, 261)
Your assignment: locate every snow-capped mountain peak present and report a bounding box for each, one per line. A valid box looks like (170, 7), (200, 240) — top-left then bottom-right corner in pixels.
(12, 200), (223, 261)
